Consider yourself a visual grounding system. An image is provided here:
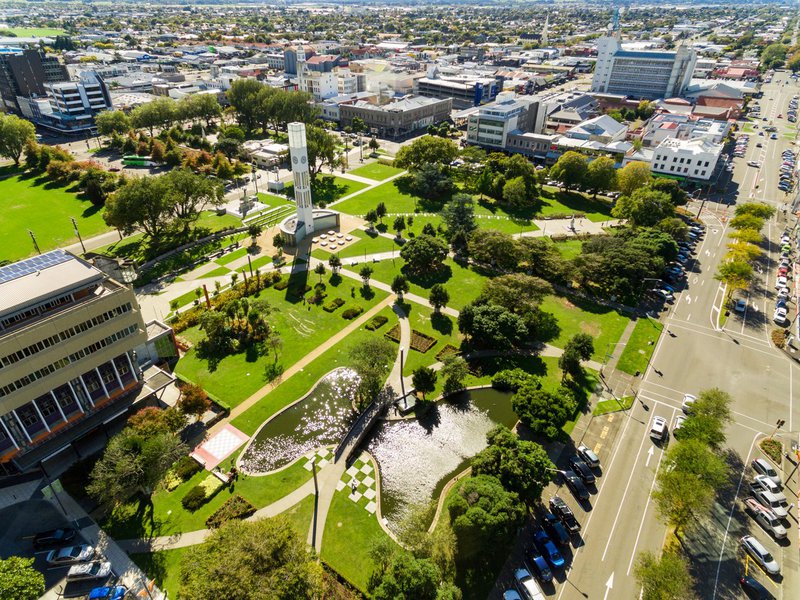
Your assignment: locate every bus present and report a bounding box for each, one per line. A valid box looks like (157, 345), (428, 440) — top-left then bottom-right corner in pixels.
(122, 155), (156, 167)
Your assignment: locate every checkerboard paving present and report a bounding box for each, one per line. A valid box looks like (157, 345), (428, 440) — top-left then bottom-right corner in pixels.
(338, 452), (379, 514)
(302, 447), (334, 471)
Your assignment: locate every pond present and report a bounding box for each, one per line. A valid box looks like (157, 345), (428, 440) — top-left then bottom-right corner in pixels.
(366, 387), (516, 529)
(239, 368), (360, 473)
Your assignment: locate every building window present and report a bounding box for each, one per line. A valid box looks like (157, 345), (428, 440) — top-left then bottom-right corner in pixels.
(18, 406), (38, 428)
(85, 378), (100, 392)
(39, 397), (58, 418)
(670, 166), (674, 172)
(102, 369), (115, 385)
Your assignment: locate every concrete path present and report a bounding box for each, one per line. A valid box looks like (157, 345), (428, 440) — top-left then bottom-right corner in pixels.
(328, 170), (406, 208)
(516, 217), (621, 238)
(308, 460), (347, 550)
(63, 228), (125, 256)
(333, 170), (382, 186)
(386, 303), (412, 395)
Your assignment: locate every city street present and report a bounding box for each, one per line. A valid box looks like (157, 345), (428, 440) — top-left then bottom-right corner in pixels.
(547, 72), (800, 600)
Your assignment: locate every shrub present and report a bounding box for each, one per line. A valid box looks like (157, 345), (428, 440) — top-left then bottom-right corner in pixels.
(384, 324), (401, 342)
(274, 278), (289, 291)
(323, 298), (345, 312)
(342, 306), (363, 320)
(181, 485), (207, 511)
(435, 344), (461, 361)
(760, 438), (783, 464)
(205, 494), (257, 528)
(163, 471), (182, 492)
(771, 328), (788, 349)
(174, 455), (203, 481)
(365, 315), (389, 331)
(491, 368), (540, 392)
(171, 305), (205, 333)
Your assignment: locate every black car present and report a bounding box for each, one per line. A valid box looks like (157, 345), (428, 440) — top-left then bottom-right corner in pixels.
(568, 456), (596, 485)
(549, 496), (581, 534)
(541, 511), (570, 545)
(563, 470), (589, 501)
(740, 575), (771, 599)
(33, 527), (77, 549)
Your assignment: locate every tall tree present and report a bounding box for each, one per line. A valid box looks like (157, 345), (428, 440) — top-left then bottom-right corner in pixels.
(103, 175), (174, 238)
(95, 110), (132, 137)
(391, 274), (410, 301)
(612, 188), (675, 227)
(441, 355), (469, 396)
(468, 230), (519, 271)
(226, 78), (264, 131)
(412, 366), (438, 400)
(428, 284), (450, 312)
(162, 168), (224, 234)
(441, 193), (477, 243)
(349, 337), (396, 407)
(130, 97), (177, 137)
(634, 551), (695, 600)
(305, 125), (340, 181)
(0, 113), (35, 165)
(586, 156), (617, 197)
(714, 260), (753, 300)
(549, 151), (588, 192)
(0, 556), (45, 600)
(616, 161), (652, 197)
(400, 234), (448, 274)
(180, 517), (323, 600)
(511, 383), (576, 439)
(457, 302), (527, 349)
(394, 135), (459, 170)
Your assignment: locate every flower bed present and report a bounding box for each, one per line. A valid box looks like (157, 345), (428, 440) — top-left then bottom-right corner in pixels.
(435, 344), (460, 361)
(409, 329), (436, 353)
(384, 324), (401, 343)
(181, 474), (225, 512)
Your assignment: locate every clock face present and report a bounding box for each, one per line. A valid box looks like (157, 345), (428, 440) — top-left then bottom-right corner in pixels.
(300, 156), (307, 164)
(292, 156), (298, 165)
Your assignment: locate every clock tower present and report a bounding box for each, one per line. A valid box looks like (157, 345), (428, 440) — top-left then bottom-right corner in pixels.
(287, 122), (314, 236)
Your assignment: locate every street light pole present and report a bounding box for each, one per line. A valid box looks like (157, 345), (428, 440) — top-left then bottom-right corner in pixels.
(70, 217), (86, 254)
(28, 229), (40, 255)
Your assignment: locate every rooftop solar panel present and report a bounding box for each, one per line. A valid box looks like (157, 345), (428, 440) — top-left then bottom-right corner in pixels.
(0, 250), (74, 285)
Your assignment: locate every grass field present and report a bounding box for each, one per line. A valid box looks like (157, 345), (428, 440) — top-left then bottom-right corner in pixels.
(332, 179), (422, 216)
(284, 175), (367, 204)
(0, 27), (64, 37)
(615, 317), (663, 375)
(401, 305), (461, 377)
(215, 247), (248, 266)
(347, 162), (404, 181)
(550, 238), (584, 260)
(175, 279), (389, 407)
(593, 395), (634, 416)
(130, 548), (187, 600)
(538, 186), (614, 222)
(0, 171), (111, 262)
(311, 230), (401, 260)
(199, 266), (232, 279)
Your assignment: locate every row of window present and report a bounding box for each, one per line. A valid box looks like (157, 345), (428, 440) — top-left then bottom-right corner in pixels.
(0, 292), (75, 330)
(654, 163), (708, 177)
(0, 325), (138, 398)
(0, 303), (132, 370)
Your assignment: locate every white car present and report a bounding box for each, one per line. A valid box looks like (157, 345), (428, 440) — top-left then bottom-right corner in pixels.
(776, 276), (788, 289)
(744, 498), (787, 539)
(66, 561), (112, 582)
(778, 287), (791, 299)
(751, 475), (786, 500)
(774, 307), (788, 324)
(682, 394), (697, 413)
(673, 415), (686, 433)
(45, 544), (94, 566)
(741, 535), (780, 575)
(752, 458), (781, 486)
(514, 568), (545, 600)
(752, 488), (789, 518)
(650, 416), (668, 441)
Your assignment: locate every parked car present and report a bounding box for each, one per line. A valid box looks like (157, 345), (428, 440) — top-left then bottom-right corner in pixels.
(533, 529), (565, 569)
(778, 287), (790, 299)
(577, 445), (600, 469)
(88, 587), (127, 600)
(735, 299), (747, 313)
(65, 561), (112, 582)
(525, 547), (553, 583)
(33, 527), (77, 550)
(563, 470), (590, 501)
(752, 458), (781, 486)
(774, 307), (788, 324)
(45, 544), (94, 566)
(752, 489), (789, 518)
(504, 590), (523, 600)
(549, 496), (581, 534)
(568, 456), (596, 485)
(751, 475), (785, 499)
(739, 575), (771, 599)
(650, 416), (668, 441)
(673, 415), (686, 435)
(514, 568), (545, 600)
(776, 276), (788, 289)
(740, 535), (780, 575)
(744, 497), (787, 539)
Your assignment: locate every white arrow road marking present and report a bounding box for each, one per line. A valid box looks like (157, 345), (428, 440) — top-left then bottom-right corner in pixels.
(604, 573), (614, 600)
(645, 446), (654, 467)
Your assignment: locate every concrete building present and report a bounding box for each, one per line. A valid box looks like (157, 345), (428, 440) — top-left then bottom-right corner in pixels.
(28, 71), (113, 134)
(651, 137), (722, 182)
(0, 251), (148, 474)
(591, 35), (697, 100)
(0, 47), (68, 112)
(416, 74), (498, 109)
(339, 95), (451, 140)
(564, 114), (627, 143)
(641, 114), (730, 147)
(466, 92), (545, 149)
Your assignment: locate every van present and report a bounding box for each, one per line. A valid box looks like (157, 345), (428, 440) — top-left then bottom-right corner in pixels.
(650, 416), (667, 441)
(741, 535), (780, 575)
(752, 488), (788, 518)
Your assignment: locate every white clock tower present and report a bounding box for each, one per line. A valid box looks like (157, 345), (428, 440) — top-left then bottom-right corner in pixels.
(287, 122), (314, 236)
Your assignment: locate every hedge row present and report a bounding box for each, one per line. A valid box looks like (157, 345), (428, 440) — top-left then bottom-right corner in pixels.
(365, 315), (389, 331)
(342, 306), (363, 320)
(206, 494), (257, 528)
(323, 298), (345, 312)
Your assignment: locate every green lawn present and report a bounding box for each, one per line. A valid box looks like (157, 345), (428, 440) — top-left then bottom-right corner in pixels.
(231, 314), (398, 436)
(102, 457), (313, 540)
(195, 211), (242, 231)
(539, 294), (630, 361)
(215, 247), (248, 266)
(0, 172), (111, 262)
(320, 487), (399, 592)
(255, 192), (294, 209)
(169, 287), (205, 310)
(367, 257), (489, 310)
(332, 179), (422, 216)
(234, 254), (277, 274)
(175, 279), (389, 407)
(282, 493), (316, 539)
(550, 238), (584, 260)
(0, 27), (64, 36)
(615, 317), (663, 375)
(348, 162), (404, 181)
(284, 175), (368, 204)
(538, 186), (614, 222)
(199, 266), (232, 279)
(593, 395), (634, 416)
(312, 230), (401, 260)
(130, 547), (187, 600)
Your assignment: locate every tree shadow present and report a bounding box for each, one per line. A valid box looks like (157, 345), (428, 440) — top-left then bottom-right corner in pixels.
(401, 264), (453, 290)
(359, 285), (375, 301)
(430, 312), (453, 335)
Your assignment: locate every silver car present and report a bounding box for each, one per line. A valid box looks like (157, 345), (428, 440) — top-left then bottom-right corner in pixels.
(741, 535), (780, 575)
(45, 544), (94, 566)
(65, 561), (112, 582)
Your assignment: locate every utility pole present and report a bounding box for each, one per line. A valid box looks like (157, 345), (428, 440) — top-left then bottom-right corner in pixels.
(28, 229), (41, 255)
(70, 217), (86, 254)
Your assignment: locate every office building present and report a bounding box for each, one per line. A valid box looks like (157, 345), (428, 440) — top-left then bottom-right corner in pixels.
(591, 35), (697, 100)
(339, 96), (452, 140)
(416, 74), (498, 109)
(0, 47), (69, 112)
(466, 92), (544, 149)
(651, 137), (722, 182)
(0, 250), (148, 474)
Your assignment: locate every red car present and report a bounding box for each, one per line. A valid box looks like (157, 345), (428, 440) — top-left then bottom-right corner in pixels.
(778, 267), (789, 277)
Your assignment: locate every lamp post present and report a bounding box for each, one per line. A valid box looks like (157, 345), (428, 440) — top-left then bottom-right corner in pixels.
(70, 217), (86, 254)
(28, 229), (40, 255)
(252, 163), (259, 195)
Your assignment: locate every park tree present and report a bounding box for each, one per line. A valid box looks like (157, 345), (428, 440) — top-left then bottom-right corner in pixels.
(480, 273), (552, 315)
(127, 406), (186, 437)
(78, 167), (121, 206)
(407, 163), (454, 200)
(349, 337), (396, 407)
(726, 241), (761, 263)
(0, 556), (45, 600)
(103, 175), (174, 239)
(680, 388), (732, 449)
(95, 110), (132, 137)
(178, 383), (211, 419)
(369, 551), (444, 600)
(761, 43), (787, 69)
(586, 156), (617, 197)
(393, 215), (406, 239)
(400, 234), (449, 275)
(0, 113), (35, 165)
(226, 78), (264, 131)
(163, 168), (225, 235)
(735, 202), (776, 220)
(714, 260), (753, 299)
(314, 262), (326, 283)
(472, 425), (556, 505)
(549, 151), (587, 192)
(512, 383), (577, 439)
(87, 426), (187, 505)
(328, 254), (342, 275)
(428, 283), (450, 312)
(558, 332), (595, 381)
(502, 176), (528, 207)
(447, 474), (526, 561)
(375, 201), (387, 223)
(612, 188), (675, 227)
(181, 93), (222, 127)
(729, 213), (764, 231)
(391, 274), (410, 301)
(180, 516), (323, 600)
(412, 366), (438, 400)
(634, 551), (695, 600)
(394, 135), (459, 170)
(365, 209), (378, 230)
(468, 230), (519, 272)
(518, 237), (565, 280)
(272, 234), (285, 257)
(441, 355), (469, 396)
(441, 193), (477, 244)
(656, 217), (689, 242)
(458, 302), (528, 349)
(306, 125), (340, 181)
(650, 178), (688, 206)
(359, 265), (374, 287)
(130, 97), (177, 136)
(616, 161), (652, 197)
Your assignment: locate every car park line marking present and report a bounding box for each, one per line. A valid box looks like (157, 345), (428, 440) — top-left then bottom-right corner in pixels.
(712, 433), (762, 600)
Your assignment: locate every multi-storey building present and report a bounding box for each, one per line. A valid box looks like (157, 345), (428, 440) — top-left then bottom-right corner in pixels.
(0, 47), (69, 112)
(339, 96), (452, 140)
(651, 137), (722, 182)
(591, 35), (697, 100)
(416, 75), (498, 109)
(0, 250), (148, 474)
(466, 92), (545, 149)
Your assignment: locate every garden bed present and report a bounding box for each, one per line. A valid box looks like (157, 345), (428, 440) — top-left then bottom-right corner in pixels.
(365, 315), (389, 330)
(385, 324), (401, 343)
(435, 343), (460, 361)
(410, 329), (437, 353)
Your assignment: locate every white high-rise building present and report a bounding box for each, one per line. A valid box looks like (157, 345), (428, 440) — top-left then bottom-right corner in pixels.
(591, 36), (697, 100)
(287, 122), (314, 237)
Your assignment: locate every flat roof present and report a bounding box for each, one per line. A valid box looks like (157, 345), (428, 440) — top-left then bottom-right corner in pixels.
(0, 250), (105, 318)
